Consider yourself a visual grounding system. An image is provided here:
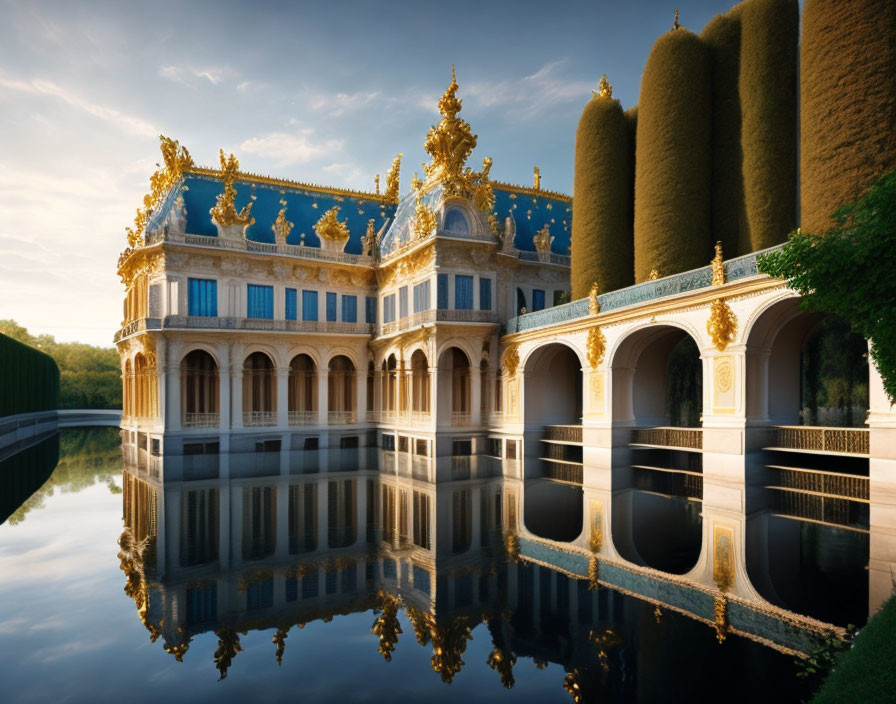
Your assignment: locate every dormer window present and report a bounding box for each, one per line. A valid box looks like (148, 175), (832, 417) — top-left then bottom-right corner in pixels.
(443, 207), (469, 234)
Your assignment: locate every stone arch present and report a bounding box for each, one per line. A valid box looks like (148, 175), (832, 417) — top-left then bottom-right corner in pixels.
(243, 351), (276, 423)
(437, 346), (471, 424)
(522, 341), (584, 429)
(288, 353), (317, 420)
(328, 354), (356, 420)
(181, 349), (219, 426)
(410, 348), (430, 413)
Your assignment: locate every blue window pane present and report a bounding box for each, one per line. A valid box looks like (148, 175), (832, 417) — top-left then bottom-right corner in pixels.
(342, 295), (357, 323)
(302, 290), (318, 321)
(365, 296), (377, 324)
(247, 284), (274, 319)
(188, 278), (217, 317)
(437, 274), (449, 310)
(383, 294), (396, 324)
(413, 281), (430, 313)
(285, 288), (297, 321)
(532, 289), (545, 312)
(479, 278), (491, 311)
(326, 292), (337, 321)
(455, 275), (473, 310)
(399, 286), (408, 319)
(443, 207), (469, 233)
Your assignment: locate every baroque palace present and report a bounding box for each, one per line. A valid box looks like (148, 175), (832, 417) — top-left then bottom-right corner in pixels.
(117, 69), (572, 459)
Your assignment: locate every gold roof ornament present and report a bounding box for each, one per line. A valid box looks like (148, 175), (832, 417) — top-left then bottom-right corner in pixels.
(271, 198), (293, 245)
(711, 240), (725, 286)
(210, 149), (255, 228)
(313, 206), (350, 244)
(598, 74), (613, 99)
(423, 66), (479, 195)
(533, 223), (553, 254)
(588, 282), (600, 315)
(361, 218), (376, 257)
(412, 192), (438, 241)
(673, 8), (681, 30)
(533, 166), (541, 190)
(648, 268), (660, 280)
(385, 153), (402, 202)
(707, 298), (738, 351)
(472, 156), (495, 213)
(125, 135), (194, 248)
(374, 174), (380, 195)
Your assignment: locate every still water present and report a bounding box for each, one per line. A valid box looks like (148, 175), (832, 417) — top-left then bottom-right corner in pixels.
(0, 429), (850, 702)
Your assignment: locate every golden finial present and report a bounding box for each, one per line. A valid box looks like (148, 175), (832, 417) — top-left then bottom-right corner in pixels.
(374, 174), (380, 195)
(438, 64), (462, 118)
(210, 149), (254, 228)
(588, 282), (600, 315)
(411, 171), (422, 191)
(533, 166), (541, 190)
(648, 268), (660, 280)
(598, 74), (612, 98)
(673, 8), (681, 30)
(385, 153), (402, 202)
(424, 66), (478, 194)
(313, 206), (350, 243)
(711, 240), (725, 286)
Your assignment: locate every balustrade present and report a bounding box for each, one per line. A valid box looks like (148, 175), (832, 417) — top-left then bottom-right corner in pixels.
(631, 427), (703, 450)
(183, 412), (220, 428)
(771, 426), (869, 456)
(242, 411), (276, 427)
(327, 411), (356, 425)
(543, 425), (583, 444)
(288, 411), (317, 426)
(451, 412), (472, 426)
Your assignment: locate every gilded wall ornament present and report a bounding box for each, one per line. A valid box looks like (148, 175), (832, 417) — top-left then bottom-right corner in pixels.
(707, 298), (738, 351)
(587, 327), (606, 368)
(210, 150), (255, 232)
(648, 268), (660, 281)
(588, 282), (600, 315)
(313, 206), (351, 252)
(271, 198), (293, 245)
(361, 219), (376, 257)
(412, 192), (437, 241)
(471, 157), (495, 213)
(711, 240), (725, 286)
(503, 345), (520, 378)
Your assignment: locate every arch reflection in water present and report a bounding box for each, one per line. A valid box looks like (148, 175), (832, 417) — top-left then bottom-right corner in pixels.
(115, 439), (846, 700)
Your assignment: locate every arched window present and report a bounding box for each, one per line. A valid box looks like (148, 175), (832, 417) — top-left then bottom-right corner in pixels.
(288, 354), (316, 425)
(443, 207), (469, 234)
(328, 355), (356, 423)
(181, 350), (219, 427)
(411, 350), (430, 414)
(243, 352), (275, 425)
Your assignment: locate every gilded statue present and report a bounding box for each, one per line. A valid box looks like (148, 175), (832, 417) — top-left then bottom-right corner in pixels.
(361, 218), (376, 257)
(533, 223), (553, 255)
(271, 198), (293, 245)
(412, 192), (437, 241)
(210, 150), (255, 229)
(711, 240), (725, 286)
(313, 206), (351, 249)
(385, 153), (402, 202)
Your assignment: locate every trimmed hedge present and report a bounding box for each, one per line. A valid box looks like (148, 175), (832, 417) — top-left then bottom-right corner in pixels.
(634, 28), (712, 282)
(0, 433), (59, 525)
(801, 0), (896, 234)
(0, 333), (60, 418)
(740, 0), (798, 251)
(572, 91), (635, 297)
(701, 6), (747, 257)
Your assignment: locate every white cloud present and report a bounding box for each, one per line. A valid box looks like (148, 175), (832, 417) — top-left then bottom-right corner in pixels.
(158, 64), (235, 88)
(0, 72), (159, 137)
(239, 131), (343, 167)
(310, 90), (381, 117)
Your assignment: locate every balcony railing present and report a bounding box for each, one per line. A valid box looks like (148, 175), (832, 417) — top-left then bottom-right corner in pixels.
(243, 411), (276, 427)
(451, 412), (472, 426)
(767, 465), (869, 501)
(631, 427), (703, 450)
(288, 410), (317, 426)
(378, 309), (498, 336)
(376, 411), (433, 425)
(770, 426), (870, 456)
(328, 411), (356, 425)
(543, 425), (583, 443)
(164, 315), (374, 335)
(517, 250), (572, 267)
(183, 412), (220, 428)
(114, 317), (162, 343)
(145, 230), (375, 267)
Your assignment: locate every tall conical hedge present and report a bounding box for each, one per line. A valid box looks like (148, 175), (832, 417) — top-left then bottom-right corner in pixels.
(571, 89), (635, 298)
(701, 7), (747, 257)
(740, 0), (798, 251)
(634, 28), (712, 282)
(801, 0), (896, 233)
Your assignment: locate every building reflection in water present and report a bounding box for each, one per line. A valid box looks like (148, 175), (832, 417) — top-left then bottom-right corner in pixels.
(118, 435), (845, 699)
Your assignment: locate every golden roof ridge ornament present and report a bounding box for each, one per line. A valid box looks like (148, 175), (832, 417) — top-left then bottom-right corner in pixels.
(599, 74), (613, 98)
(711, 241), (725, 286)
(385, 153), (402, 202)
(313, 205), (351, 253)
(673, 8), (681, 30)
(210, 149), (255, 236)
(533, 166), (541, 190)
(272, 197), (293, 245)
(423, 66), (478, 195)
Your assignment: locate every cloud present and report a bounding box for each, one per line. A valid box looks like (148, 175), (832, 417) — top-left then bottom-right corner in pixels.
(0, 72), (158, 137)
(309, 90), (381, 117)
(158, 64), (235, 88)
(239, 131), (343, 167)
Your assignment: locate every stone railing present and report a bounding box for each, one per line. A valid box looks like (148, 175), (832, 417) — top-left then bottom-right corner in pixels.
(451, 455), (471, 480)
(451, 412), (472, 426)
(288, 410), (317, 426)
(146, 230), (374, 267)
(631, 427), (703, 450)
(378, 309), (498, 336)
(243, 411), (276, 427)
(771, 426), (870, 456)
(163, 316), (374, 335)
(183, 412), (220, 428)
(517, 250), (572, 267)
(328, 411), (356, 425)
(504, 244), (783, 334)
(114, 317), (162, 343)
(543, 424), (583, 443)
(767, 465), (869, 501)
(541, 460), (584, 484)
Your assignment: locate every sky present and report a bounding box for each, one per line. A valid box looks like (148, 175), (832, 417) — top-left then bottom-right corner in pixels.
(0, 0), (756, 347)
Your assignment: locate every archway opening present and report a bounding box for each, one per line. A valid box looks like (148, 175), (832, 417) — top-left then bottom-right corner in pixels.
(610, 325), (703, 574)
(410, 350), (430, 414)
(243, 352), (275, 426)
(182, 350), (219, 427)
(437, 347), (471, 425)
(328, 355), (356, 423)
(288, 354), (316, 425)
(744, 300), (870, 624)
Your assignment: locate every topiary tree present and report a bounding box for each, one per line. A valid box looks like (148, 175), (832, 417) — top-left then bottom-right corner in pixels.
(758, 170), (896, 402)
(634, 24), (712, 282)
(571, 77), (635, 298)
(800, 0), (896, 235)
(739, 0), (798, 252)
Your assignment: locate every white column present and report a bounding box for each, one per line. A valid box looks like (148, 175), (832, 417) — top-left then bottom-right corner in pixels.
(231, 344), (244, 429)
(356, 366), (367, 423)
(276, 367), (289, 428)
(166, 339), (182, 432)
(219, 343), (231, 432)
(317, 370), (329, 426)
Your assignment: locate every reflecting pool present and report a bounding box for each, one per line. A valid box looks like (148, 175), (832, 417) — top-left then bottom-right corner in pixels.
(0, 429), (861, 702)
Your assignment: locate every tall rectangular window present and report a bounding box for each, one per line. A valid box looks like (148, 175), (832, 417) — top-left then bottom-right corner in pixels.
(413, 280), (431, 313)
(285, 288), (297, 321)
(302, 290), (318, 321)
(188, 278), (217, 317)
(455, 275), (473, 310)
(365, 296), (377, 324)
(479, 277), (492, 311)
(399, 286), (409, 319)
(383, 294), (396, 324)
(326, 292), (337, 322)
(532, 289), (545, 312)
(342, 295), (357, 323)
(247, 284), (274, 319)
(437, 274), (449, 310)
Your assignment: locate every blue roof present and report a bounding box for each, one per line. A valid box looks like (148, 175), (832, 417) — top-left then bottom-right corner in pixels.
(173, 173), (396, 255)
(493, 186), (572, 254)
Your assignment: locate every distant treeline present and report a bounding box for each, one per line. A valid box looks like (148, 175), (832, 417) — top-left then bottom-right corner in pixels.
(0, 320), (121, 410)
